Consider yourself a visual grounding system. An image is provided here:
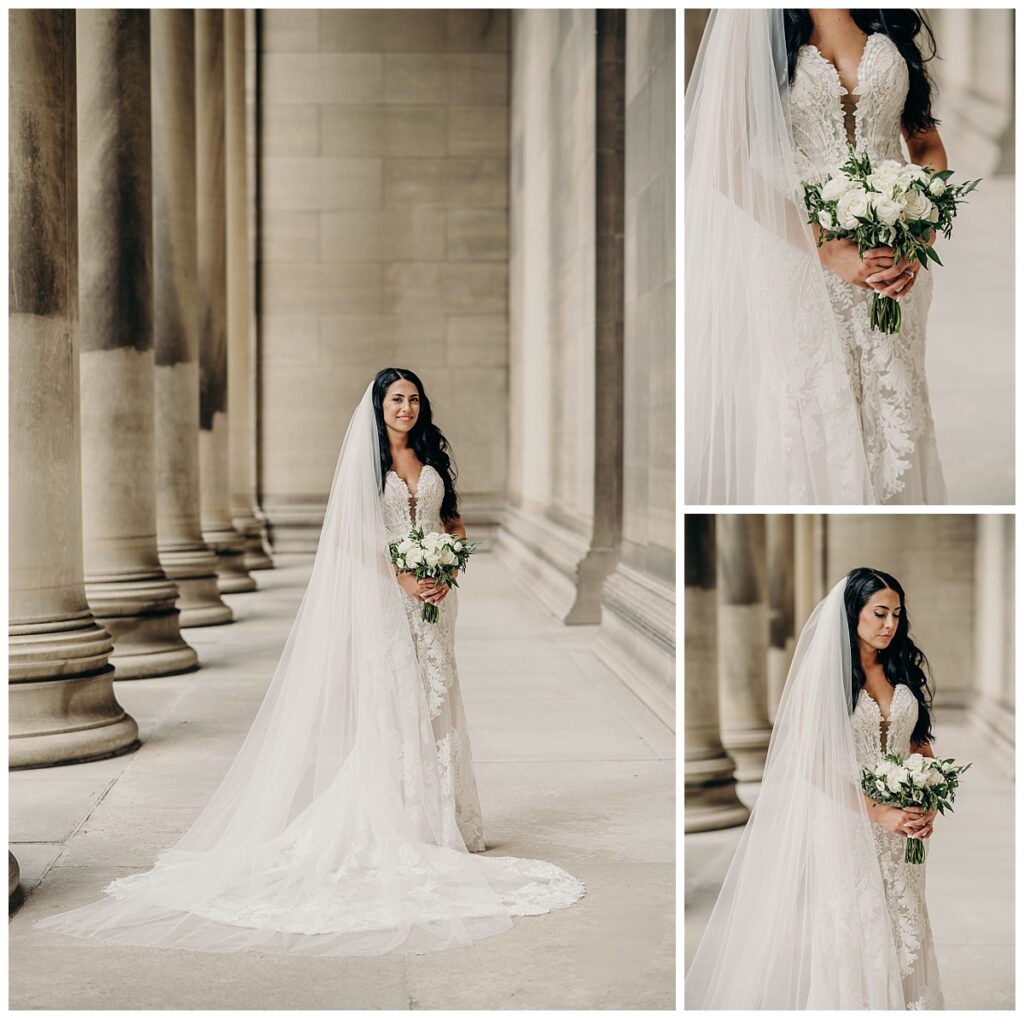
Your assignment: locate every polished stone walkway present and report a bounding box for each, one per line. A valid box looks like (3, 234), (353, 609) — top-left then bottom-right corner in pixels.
(10, 553), (674, 1009)
(684, 712), (1013, 1009)
(928, 175), (1014, 504)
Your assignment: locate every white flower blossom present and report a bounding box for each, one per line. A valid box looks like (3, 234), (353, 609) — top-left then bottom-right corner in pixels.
(821, 174), (854, 201)
(817, 209), (834, 230)
(928, 176), (946, 196)
(901, 188), (932, 222)
(836, 188), (871, 229)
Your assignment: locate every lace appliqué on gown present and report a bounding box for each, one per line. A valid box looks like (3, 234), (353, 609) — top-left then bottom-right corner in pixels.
(852, 683), (944, 1009)
(791, 33), (946, 504)
(383, 465), (486, 852)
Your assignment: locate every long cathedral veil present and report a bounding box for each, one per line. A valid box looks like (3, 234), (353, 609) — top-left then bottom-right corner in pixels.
(684, 9), (874, 504)
(35, 382), (583, 955)
(686, 577), (905, 1008)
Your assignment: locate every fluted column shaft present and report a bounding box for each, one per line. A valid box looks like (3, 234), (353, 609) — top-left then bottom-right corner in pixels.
(196, 10), (255, 594)
(77, 10), (197, 679)
(152, 10), (233, 628)
(716, 515), (772, 783)
(684, 516), (748, 833)
(225, 8), (272, 570)
(9, 9), (138, 765)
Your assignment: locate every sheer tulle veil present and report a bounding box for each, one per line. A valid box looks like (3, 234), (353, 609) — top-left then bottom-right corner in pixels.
(684, 9), (874, 504)
(35, 382), (583, 956)
(686, 577), (905, 1008)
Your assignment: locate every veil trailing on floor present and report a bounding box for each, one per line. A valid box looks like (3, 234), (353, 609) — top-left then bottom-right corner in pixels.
(35, 382), (583, 956)
(686, 577), (904, 1008)
(684, 9), (874, 504)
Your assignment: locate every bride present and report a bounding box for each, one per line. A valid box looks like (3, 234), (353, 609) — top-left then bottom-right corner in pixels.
(35, 369), (584, 956)
(686, 567), (943, 1009)
(685, 9), (948, 504)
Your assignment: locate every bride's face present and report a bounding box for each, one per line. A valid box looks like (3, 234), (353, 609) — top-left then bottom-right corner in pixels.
(857, 588), (902, 653)
(383, 379), (420, 435)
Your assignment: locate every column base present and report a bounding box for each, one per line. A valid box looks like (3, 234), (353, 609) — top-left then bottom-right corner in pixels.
(597, 563), (675, 729)
(9, 666), (141, 767)
(97, 608), (199, 679)
(685, 749), (750, 833)
(9, 610), (115, 680)
(233, 512), (274, 570)
(720, 729), (772, 784)
(159, 542), (234, 627)
(204, 524), (257, 593)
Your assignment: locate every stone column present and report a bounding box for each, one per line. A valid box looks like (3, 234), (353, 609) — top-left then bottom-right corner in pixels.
(196, 9), (255, 594)
(716, 515), (772, 782)
(766, 514), (795, 722)
(151, 10), (232, 628)
(9, 9), (138, 766)
(77, 10), (198, 679)
(685, 516), (749, 833)
(225, 9), (272, 571)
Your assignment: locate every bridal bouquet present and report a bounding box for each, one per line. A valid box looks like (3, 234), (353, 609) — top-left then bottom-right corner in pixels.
(389, 529), (477, 623)
(861, 752), (971, 864)
(803, 146), (981, 334)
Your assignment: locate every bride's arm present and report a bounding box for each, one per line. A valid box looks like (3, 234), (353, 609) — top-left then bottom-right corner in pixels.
(443, 515), (467, 540)
(903, 124), (948, 173)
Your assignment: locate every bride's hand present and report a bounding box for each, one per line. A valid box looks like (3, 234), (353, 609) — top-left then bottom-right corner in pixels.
(419, 578), (449, 605)
(865, 249), (922, 301)
(819, 238), (900, 292)
(873, 804), (930, 838)
(395, 571), (430, 601)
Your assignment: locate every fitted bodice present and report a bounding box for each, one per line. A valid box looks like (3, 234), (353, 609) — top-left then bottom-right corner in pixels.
(851, 682), (919, 767)
(790, 33), (909, 183)
(383, 463), (446, 539)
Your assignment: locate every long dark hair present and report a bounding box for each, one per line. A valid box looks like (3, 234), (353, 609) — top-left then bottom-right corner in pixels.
(844, 567), (934, 747)
(371, 367), (459, 523)
(784, 10), (938, 137)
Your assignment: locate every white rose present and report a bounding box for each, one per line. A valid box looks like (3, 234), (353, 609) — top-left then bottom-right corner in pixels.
(877, 159), (903, 174)
(904, 753), (925, 771)
(397, 538), (414, 554)
(875, 779), (886, 793)
(439, 547), (457, 566)
(423, 532), (443, 549)
(928, 201), (939, 223)
(821, 175), (853, 202)
(886, 767), (909, 793)
(817, 209), (834, 231)
(867, 171), (900, 196)
(424, 551), (440, 568)
(405, 548), (424, 567)
(901, 188), (932, 222)
(836, 187), (870, 229)
(898, 164), (928, 187)
(875, 760), (894, 777)
(871, 195), (902, 227)
(928, 176), (946, 196)
(925, 769), (943, 788)
(910, 770), (928, 787)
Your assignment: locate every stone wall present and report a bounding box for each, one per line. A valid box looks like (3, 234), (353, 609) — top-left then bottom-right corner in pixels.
(598, 9), (675, 725)
(257, 9), (509, 549)
(824, 514), (976, 706)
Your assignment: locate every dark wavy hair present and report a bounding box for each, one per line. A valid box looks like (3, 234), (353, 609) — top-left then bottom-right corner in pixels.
(784, 10), (939, 137)
(843, 567), (934, 747)
(371, 367), (459, 523)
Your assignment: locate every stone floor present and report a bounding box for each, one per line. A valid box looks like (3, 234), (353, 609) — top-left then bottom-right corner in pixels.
(928, 175), (1014, 504)
(684, 712), (1014, 1009)
(9, 553), (675, 1010)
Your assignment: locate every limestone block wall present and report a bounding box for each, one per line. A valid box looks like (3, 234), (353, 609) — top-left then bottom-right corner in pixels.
(823, 515), (977, 706)
(598, 9), (676, 726)
(501, 10), (599, 618)
(256, 9), (509, 549)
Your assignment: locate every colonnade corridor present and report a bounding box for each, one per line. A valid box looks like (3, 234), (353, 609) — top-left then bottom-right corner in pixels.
(684, 713), (1013, 1009)
(9, 553), (674, 1009)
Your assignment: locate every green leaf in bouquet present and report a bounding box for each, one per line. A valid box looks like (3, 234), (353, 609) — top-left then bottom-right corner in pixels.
(925, 245), (942, 266)
(935, 169), (955, 181)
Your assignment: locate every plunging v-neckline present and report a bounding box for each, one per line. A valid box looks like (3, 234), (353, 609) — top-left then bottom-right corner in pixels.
(861, 681), (899, 722)
(390, 463), (425, 499)
(803, 33), (877, 145)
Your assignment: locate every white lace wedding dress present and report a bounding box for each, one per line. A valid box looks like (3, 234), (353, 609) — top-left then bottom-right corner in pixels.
(384, 464), (485, 852)
(791, 32), (947, 503)
(852, 683), (944, 1008)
